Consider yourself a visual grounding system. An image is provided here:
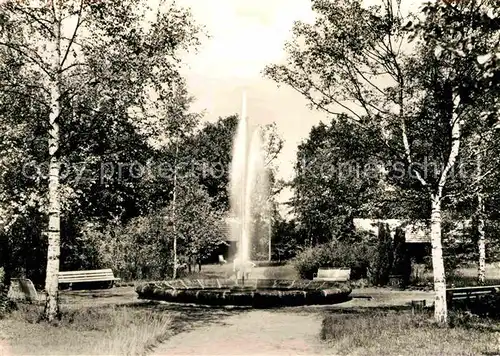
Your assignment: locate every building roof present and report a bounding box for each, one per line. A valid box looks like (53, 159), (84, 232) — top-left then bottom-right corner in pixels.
(353, 218), (473, 243)
(353, 218), (430, 243)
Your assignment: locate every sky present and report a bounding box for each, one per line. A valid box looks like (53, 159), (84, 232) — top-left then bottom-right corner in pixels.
(174, 0), (423, 212)
(174, 0), (323, 210)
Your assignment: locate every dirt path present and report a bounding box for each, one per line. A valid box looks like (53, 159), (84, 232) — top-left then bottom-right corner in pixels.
(151, 309), (329, 356)
(148, 288), (435, 355)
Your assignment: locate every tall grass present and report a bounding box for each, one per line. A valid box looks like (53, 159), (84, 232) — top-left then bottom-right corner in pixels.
(2, 304), (172, 355)
(90, 307), (171, 355)
(321, 310), (500, 355)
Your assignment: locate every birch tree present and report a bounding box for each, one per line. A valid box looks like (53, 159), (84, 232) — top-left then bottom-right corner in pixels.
(265, 0), (499, 324)
(413, 0), (499, 294)
(0, 0), (201, 321)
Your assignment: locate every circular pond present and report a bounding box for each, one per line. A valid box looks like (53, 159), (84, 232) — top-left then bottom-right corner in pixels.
(136, 278), (352, 307)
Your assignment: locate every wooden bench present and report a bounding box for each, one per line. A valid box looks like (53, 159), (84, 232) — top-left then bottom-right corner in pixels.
(313, 268), (351, 282)
(58, 269), (120, 289)
(446, 285), (500, 305)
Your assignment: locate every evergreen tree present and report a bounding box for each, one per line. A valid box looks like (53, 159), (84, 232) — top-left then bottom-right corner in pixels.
(393, 226), (411, 288)
(373, 223), (393, 286)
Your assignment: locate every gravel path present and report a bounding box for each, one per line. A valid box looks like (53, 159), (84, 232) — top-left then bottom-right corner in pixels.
(151, 309), (329, 356)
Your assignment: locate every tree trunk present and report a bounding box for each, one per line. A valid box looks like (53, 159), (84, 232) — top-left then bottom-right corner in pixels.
(44, 9), (62, 322)
(171, 139), (179, 279)
(477, 192), (486, 284)
(429, 95), (461, 325)
(268, 216), (272, 261)
(0, 234), (12, 316)
(475, 142), (486, 284)
(430, 194), (447, 325)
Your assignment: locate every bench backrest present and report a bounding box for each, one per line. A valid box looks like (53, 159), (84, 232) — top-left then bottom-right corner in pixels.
(447, 285), (500, 293)
(58, 269), (116, 283)
(317, 268), (351, 281)
(446, 285), (500, 299)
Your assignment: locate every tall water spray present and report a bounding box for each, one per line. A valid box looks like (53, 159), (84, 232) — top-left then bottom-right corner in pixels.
(229, 92), (270, 272)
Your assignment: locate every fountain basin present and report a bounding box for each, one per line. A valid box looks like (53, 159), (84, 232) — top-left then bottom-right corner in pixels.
(135, 279), (352, 307)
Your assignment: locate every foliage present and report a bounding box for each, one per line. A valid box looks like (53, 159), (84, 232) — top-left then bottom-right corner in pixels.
(81, 215), (169, 281)
(169, 178), (226, 268)
(271, 219), (304, 261)
(265, 0), (500, 235)
(0, 0), (203, 219)
(289, 117), (393, 246)
(265, 0), (499, 323)
(79, 179), (226, 280)
(182, 115), (238, 211)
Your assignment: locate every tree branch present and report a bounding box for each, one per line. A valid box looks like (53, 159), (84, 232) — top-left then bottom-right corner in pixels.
(438, 95), (462, 195)
(60, 0), (85, 68)
(61, 62), (88, 73)
(10, 5), (55, 37)
(0, 42), (51, 77)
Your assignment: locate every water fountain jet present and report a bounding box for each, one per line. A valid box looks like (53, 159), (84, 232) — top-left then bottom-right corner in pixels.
(135, 92), (352, 307)
(229, 91), (268, 283)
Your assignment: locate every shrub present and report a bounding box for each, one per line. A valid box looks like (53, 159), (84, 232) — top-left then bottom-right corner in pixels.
(293, 241), (375, 280)
(292, 244), (330, 280)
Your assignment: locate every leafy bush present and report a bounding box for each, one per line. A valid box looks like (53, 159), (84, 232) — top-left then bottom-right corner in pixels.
(81, 214), (172, 281)
(293, 240), (375, 280)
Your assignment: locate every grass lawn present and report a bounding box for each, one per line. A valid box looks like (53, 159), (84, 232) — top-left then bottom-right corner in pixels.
(321, 308), (500, 356)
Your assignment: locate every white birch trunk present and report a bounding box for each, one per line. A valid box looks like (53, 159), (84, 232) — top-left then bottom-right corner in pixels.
(477, 192), (486, 284)
(430, 95), (462, 325)
(171, 139), (179, 279)
(268, 216), (272, 261)
(430, 194), (447, 324)
(475, 136), (486, 284)
(476, 142), (486, 284)
(44, 5), (61, 322)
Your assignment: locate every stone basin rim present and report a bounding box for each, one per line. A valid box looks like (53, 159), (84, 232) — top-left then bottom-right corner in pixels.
(135, 279), (352, 307)
(136, 278), (352, 291)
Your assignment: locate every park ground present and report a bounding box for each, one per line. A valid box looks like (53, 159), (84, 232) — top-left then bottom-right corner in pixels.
(1, 265), (500, 355)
